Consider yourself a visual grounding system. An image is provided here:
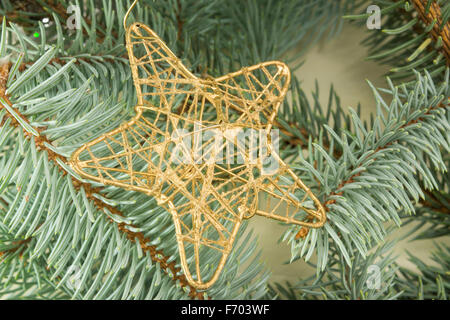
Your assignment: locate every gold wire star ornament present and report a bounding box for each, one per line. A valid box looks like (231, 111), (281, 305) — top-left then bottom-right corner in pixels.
(70, 0), (326, 290)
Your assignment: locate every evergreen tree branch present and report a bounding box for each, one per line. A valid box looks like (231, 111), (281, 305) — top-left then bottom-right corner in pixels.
(267, 235), (402, 300)
(323, 100), (448, 210)
(0, 237), (31, 258)
(0, 61), (207, 300)
(394, 243), (449, 299)
(346, 0), (450, 82)
(1, 0), (447, 301)
(421, 189), (450, 215)
(400, 153), (450, 240)
(412, 0), (450, 63)
(0, 0), (118, 43)
(277, 69), (449, 274)
(1, 6), (281, 298)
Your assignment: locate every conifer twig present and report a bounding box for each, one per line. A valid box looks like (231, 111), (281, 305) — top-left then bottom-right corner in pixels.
(0, 61), (207, 300)
(323, 100), (448, 210)
(412, 0), (450, 64)
(421, 189), (450, 215)
(0, 238), (32, 259)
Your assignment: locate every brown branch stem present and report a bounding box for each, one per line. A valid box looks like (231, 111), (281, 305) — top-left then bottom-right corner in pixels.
(412, 0), (450, 64)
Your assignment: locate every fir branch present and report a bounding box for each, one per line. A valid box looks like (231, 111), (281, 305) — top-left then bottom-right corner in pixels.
(16, 54), (127, 73)
(2, 0), (448, 301)
(346, 0), (450, 82)
(1, 0), (118, 43)
(400, 153), (450, 240)
(394, 243), (450, 299)
(275, 118), (343, 158)
(279, 70), (449, 274)
(412, 0), (450, 63)
(421, 189), (450, 215)
(0, 0), (46, 27)
(0, 60), (207, 300)
(324, 100), (448, 210)
(268, 236), (401, 300)
(0, 237), (31, 258)
(42, 0), (120, 41)
(275, 80), (349, 157)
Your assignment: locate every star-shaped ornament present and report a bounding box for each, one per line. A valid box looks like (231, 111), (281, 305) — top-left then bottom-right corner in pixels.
(70, 14), (326, 290)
